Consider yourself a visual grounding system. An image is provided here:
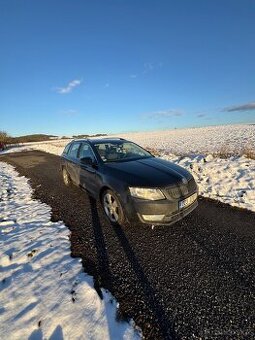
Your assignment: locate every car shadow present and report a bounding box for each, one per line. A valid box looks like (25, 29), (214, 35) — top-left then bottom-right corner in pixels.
(112, 224), (177, 339)
(28, 325), (64, 340)
(88, 196), (113, 299)
(88, 195), (177, 339)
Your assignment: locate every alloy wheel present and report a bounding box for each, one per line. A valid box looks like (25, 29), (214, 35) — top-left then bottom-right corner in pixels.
(62, 168), (70, 186)
(103, 192), (120, 223)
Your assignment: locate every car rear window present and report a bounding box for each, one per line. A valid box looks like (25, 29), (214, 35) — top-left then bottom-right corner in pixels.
(68, 143), (81, 158)
(78, 143), (95, 160)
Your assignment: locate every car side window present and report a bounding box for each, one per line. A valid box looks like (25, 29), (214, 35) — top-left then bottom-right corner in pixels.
(78, 143), (95, 160)
(68, 143), (81, 158)
(63, 143), (71, 155)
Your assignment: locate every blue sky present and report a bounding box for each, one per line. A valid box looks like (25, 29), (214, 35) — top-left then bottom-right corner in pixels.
(1, 0), (255, 136)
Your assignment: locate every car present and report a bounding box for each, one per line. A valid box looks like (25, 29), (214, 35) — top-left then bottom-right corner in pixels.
(60, 138), (198, 226)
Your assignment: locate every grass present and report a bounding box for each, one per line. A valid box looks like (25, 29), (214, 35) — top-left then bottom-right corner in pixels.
(145, 147), (162, 157)
(243, 145), (255, 160)
(213, 144), (255, 160)
(146, 144), (255, 160)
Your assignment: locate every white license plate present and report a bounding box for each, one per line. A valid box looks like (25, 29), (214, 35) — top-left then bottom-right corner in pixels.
(179, 193), (197, 209)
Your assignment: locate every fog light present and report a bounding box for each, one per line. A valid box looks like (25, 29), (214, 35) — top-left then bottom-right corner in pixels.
(142, 214), (165, 222)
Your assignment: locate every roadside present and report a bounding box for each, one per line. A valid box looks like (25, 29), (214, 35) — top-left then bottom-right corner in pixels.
(1, 151), (255, 339)
(0, 161), (140, 339)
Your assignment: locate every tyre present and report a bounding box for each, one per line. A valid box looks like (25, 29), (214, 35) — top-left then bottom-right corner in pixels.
(102, 189), (125, 225)
(62, 167), (71, 186)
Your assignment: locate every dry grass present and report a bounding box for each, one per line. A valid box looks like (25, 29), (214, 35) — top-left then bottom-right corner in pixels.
(213, 144), (255, 160)
(213, 145), (238, 159)
(145, 147), (162, 157)
(242, 145), (255, 159)
(146, 144), (255, 160)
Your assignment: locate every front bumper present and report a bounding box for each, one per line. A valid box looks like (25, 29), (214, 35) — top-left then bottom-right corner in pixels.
(127, 192), (198, 226)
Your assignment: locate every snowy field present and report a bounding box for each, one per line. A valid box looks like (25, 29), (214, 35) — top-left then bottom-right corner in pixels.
(114, 124), (255, 155)
(1, 124), (254, 212)
(0, 162), (141, 339)
(3, 124), (255, 156)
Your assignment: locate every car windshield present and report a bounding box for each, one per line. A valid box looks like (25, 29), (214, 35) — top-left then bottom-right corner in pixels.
(94, 141), (152, 162)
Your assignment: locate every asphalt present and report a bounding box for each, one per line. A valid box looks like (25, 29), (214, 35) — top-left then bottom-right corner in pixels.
(1, 151), (255, 339)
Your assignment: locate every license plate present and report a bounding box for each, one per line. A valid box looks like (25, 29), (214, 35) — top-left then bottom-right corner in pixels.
(179, 193), (197, 209)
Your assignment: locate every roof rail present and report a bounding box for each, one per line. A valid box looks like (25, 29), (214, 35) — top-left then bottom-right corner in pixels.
(101, 137), (125, 140)
(72, 137), (126, 142)
(72, 137), (90, 141)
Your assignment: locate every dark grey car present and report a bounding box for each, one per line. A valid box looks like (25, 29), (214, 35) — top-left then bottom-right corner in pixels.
(60, 138), (198, 226)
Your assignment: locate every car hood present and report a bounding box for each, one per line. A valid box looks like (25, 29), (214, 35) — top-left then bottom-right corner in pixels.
(105, 157), (193, 187)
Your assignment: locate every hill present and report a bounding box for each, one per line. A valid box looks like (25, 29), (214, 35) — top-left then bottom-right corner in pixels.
(9, 134), (59, 143)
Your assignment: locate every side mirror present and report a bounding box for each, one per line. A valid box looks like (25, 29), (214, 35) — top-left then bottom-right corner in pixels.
(80, 157), (93, 166)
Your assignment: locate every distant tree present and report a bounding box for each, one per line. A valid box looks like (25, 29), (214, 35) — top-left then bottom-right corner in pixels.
(0, 130), (10, 144)
(93, 133), (107, 137)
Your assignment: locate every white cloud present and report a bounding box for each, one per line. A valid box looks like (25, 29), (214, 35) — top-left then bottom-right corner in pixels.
(60, 109), (77, 116)
(223, 101), (255, 112)
(143, 62), (154, 73)
(197, 113), (206, 118)
(130, 62), (162, 78)
(143, 62), (163, 74)
(55, 79), (82, 94)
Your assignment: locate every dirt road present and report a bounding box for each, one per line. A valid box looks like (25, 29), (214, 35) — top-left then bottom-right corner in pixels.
(1, 151), (255, 339)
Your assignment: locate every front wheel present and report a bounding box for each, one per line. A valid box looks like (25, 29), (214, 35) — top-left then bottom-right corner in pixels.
(102, 189), (125, 226)
(62, 167), (71, 186)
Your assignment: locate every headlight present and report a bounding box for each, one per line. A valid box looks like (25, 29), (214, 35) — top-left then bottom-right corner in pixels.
(129, 187), (165, 200)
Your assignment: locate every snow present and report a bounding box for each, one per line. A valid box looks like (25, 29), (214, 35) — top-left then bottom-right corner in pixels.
(1, 124), (255, 212)
(0, 140), (72, 156)
(161, 154), (255, 212)
(0, 162), (141, 340)
(113, 124), (255, 155)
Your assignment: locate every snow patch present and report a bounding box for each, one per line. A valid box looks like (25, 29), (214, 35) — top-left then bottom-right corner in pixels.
(161, 154), (255, 212)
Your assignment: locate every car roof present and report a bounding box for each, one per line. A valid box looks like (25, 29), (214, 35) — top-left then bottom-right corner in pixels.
(72, 137), (129, 144)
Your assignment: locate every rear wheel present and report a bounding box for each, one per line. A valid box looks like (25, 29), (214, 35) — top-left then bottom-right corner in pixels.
(102, 189), (125, 226)
(62, 167), (71, 186)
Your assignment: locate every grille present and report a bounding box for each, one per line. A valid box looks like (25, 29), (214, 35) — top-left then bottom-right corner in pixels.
(165, 178), (197, 199)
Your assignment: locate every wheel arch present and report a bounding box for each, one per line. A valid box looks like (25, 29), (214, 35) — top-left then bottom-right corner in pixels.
(99, 185), (111, 202)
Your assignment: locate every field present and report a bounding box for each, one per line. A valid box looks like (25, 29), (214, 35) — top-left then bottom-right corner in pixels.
(114, 124), (255, 156)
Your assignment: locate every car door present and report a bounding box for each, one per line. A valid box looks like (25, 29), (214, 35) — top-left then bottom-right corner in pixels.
(78, 143), (98, 195)
(66, 142), (81, 185)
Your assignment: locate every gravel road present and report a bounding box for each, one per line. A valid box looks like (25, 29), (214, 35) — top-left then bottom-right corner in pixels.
(1, 151), (255, 339)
